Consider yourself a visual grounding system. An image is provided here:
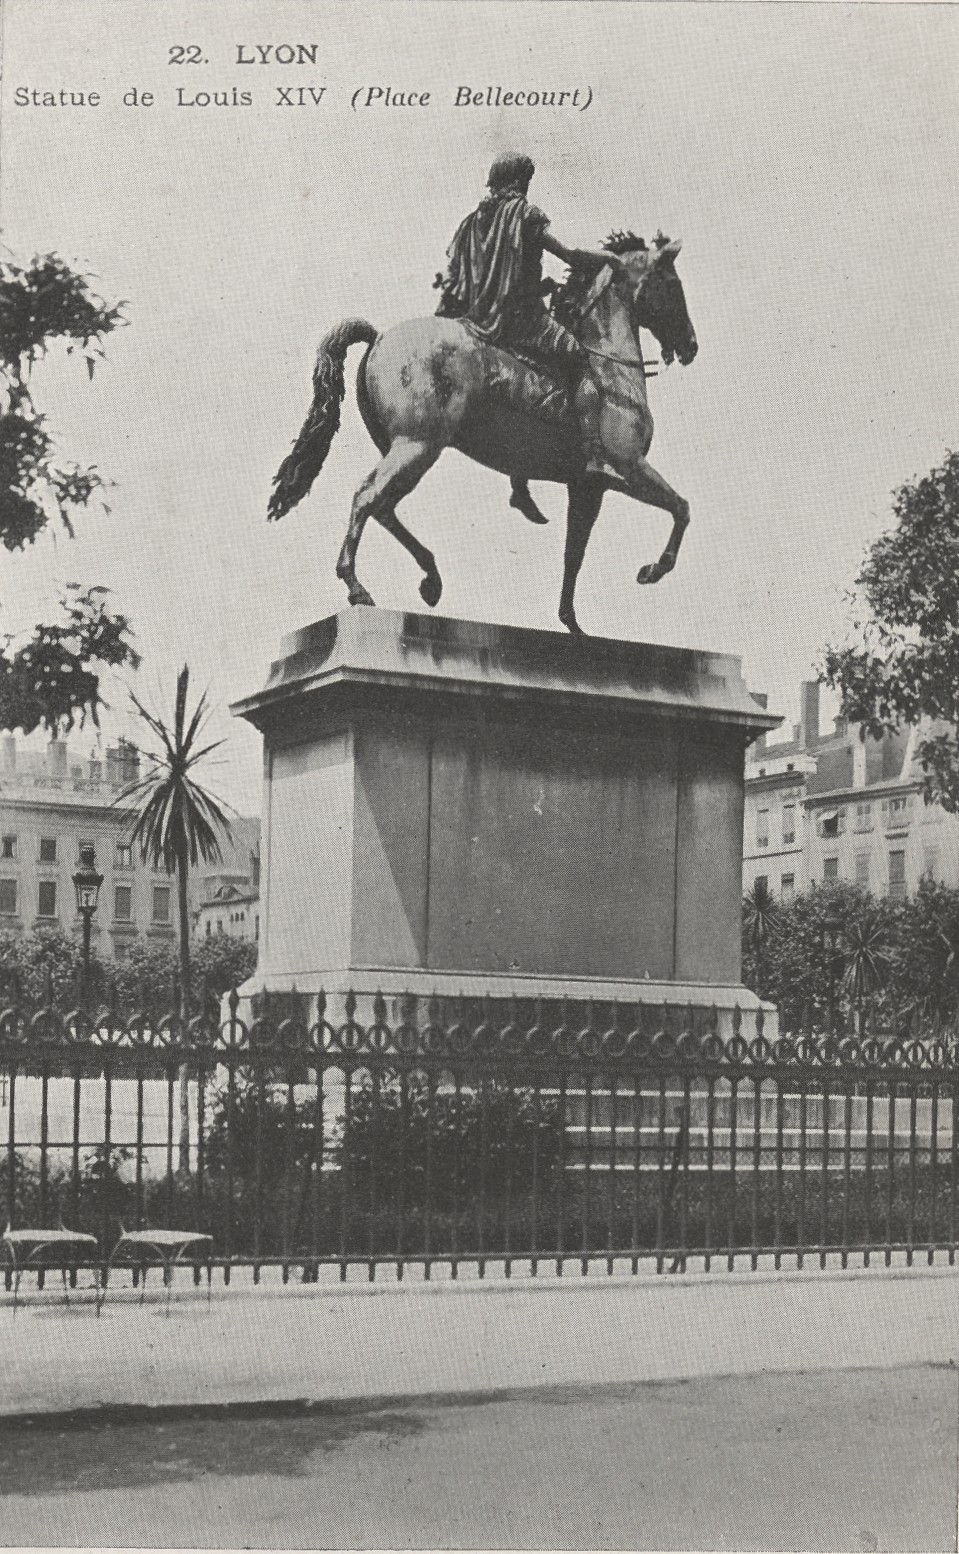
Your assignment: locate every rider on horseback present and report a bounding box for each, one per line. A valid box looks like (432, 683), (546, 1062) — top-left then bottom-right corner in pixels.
(435, 153), (622, 518)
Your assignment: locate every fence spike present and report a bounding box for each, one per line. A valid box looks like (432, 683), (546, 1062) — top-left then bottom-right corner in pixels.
(345, 988), (357, 1023)
(756, 1003), (765, 1040)
(373, 989), (387, 1025)
(316, 987), (327, 1023)
(732, 1003), (742, 1038)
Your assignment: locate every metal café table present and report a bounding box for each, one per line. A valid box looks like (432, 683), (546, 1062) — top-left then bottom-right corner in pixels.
(2, 1225), (100, 1314)
(102, 1228), (214, 1315)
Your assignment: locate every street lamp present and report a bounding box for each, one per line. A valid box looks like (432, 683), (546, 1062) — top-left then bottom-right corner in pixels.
(72, 843), (103, 1008)
(821, 910), (845, 1034)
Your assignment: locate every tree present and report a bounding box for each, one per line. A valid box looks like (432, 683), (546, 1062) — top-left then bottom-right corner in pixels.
(741, 881), (897, 1028)
(840, 906), (894, 1034)
(742, 877), (778, 1000)
(120, 665), (233, 1170)
(0, 250), (139, 733)
(109, 934), (257, 1012)
(823, 450), (959, 813)
(0, 924), (103, 1004)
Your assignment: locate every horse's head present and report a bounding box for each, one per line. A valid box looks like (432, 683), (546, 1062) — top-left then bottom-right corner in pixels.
(607, 232), (698, 367)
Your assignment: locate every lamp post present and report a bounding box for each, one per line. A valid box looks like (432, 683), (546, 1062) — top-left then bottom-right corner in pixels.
(821, 910), (845, 1034)
(72, 844), (103, 1009)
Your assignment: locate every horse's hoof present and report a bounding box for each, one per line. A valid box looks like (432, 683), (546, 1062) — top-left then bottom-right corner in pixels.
(420, 573), (443, 608)
(637, 563), (664, 586)
(348, 584), (375, 607)
(559, 611), (585, 636)
(510, 493), (549, 525)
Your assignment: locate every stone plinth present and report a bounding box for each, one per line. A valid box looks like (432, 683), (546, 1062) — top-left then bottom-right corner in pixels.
(232, 610), (779, 1025)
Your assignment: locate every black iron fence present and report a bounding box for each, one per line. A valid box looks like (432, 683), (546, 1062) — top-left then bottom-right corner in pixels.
(2, 982), (958, 1287)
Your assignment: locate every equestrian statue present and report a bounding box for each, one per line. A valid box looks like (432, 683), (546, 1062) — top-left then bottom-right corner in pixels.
(268, 152), (698, 635)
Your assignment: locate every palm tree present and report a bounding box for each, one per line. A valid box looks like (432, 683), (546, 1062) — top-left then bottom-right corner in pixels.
(743, 877), (778, 1001)
(842, 908), (894, 1036)
(119, 665), (233, 1171)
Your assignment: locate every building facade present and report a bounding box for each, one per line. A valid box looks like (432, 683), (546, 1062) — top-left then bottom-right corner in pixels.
(0, 735), (260, 958)
(744, 683), (959, 900)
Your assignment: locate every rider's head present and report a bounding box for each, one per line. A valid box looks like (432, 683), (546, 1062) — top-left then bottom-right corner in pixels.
(487, 152), (534, 198)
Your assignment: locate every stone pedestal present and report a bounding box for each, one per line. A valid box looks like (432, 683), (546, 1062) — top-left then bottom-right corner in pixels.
(232, 610), (779, 1028)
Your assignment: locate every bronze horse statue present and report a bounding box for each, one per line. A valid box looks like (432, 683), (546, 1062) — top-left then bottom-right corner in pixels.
(268, 233), (698, 634)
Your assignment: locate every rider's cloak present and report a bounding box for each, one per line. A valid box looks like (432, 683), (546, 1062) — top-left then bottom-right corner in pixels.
(436, 193), (549, 343)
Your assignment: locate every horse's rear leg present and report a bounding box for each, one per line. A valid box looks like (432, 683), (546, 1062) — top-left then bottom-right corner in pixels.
(375, 508), (443, 607)
(336, 438), (439, 607)
(559, 477), (604, 634)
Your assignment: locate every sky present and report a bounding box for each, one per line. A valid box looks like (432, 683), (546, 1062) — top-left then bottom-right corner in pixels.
(1, 0), (957, 811)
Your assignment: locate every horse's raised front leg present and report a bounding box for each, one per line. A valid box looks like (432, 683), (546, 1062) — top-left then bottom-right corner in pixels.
(618, 456), (690, 585)
(336, 437), (439, 607)
(509, 478), (549, 525)
(558, 476), (605, 635)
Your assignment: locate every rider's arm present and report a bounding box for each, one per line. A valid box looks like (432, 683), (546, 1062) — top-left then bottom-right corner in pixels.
(542, 229), (623, 273)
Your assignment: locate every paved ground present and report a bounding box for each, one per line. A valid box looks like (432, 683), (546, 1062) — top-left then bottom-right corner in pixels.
(3, 1260), (959, 1416)
(1, 1367), (955, 1549)
(1, 1263), (958, 1549)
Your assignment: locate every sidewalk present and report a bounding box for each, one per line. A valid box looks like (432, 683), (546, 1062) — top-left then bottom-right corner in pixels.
(2, 1259), (957, 1420)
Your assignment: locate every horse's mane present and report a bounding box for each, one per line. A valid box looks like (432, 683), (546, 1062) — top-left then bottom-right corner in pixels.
(553, 230), (671, 328)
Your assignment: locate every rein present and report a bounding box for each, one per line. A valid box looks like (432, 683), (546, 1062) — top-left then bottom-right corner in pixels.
(568, 264), (646, 371)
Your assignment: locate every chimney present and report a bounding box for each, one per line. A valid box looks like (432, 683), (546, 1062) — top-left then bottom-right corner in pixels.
(750, 692), (768, 754)
(1, 734), (15, 775)
(853, 734), (867, 789)
(48, 737), (67, 776)
(798, 682), (820, 750)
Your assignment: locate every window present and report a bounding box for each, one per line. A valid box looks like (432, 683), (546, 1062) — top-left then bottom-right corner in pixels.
(37, 880), (57, 917)
(205, 920), (212, 937)
(39, 836), (57, 863)
(115, 842), (133, 869)
(883, 795), (910, 829)
(818, 809), (845, 838)
(780, 873), (795, 900)
(855, 853), (871, 887)
(782, 804), (795, 846)
(114, 884), (133, 922)
(255, 914), (260, 940)
(854, 802), (873, 833)
(152, 885), (171, 923)
(823, 857), (839, 881)
(756, 809), (769, 848)
(1, 835), (15, 860)
(0, 879), (16, 915)
(888, 850), (906, 900)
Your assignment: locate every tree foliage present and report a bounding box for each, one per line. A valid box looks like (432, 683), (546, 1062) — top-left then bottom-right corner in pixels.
(0, 924), (257, 1010)
(823, 450), (959, 812)
(120, 665), (234, 1170)
(0, 250), (138, 734)
(739, 878), (959, 1028)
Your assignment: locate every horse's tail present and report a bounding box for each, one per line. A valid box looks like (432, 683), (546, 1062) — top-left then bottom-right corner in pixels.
(268, 318), (380, 521)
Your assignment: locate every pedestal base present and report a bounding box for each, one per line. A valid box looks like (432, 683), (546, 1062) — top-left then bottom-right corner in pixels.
(232, 609), (779, 1025)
